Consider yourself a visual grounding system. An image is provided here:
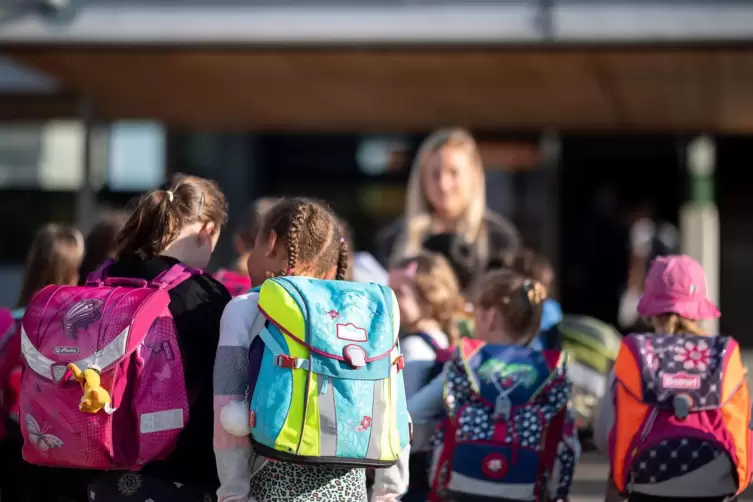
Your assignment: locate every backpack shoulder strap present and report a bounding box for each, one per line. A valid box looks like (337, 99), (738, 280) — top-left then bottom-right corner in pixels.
(613, 334), (644, 398)
(85, 259), (116, 286)
(413, 332), (442, 353)
(151, 264), (201, 289)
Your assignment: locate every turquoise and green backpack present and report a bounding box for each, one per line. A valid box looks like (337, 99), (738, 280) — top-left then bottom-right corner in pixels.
(247, 276), (411, 467)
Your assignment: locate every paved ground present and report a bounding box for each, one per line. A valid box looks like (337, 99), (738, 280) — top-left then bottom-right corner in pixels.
(572, 452), (753, 502)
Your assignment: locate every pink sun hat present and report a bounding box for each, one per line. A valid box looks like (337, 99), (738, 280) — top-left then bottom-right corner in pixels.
(637, 254), (720, 321)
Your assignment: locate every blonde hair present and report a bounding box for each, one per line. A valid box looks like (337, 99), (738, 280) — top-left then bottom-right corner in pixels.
(473, 269), (548, 346)
(394, 251), (464, 346)
(651, 313), (707, 336)
(17, 223), (85, 307)
(391, 128), (488, 267)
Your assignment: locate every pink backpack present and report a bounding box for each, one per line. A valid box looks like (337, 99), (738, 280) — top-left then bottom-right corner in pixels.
(19, 263), (197, 470)
(212, 268), (251, 297)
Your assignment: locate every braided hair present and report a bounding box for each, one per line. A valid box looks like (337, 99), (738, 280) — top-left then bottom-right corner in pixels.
(261, 197), (349, 280)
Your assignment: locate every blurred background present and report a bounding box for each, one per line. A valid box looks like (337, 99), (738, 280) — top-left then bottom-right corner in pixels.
(1, 0), (752, 342)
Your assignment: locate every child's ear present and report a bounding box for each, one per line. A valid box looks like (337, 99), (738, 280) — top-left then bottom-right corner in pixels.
(265, 230), (280, 258)
(199, 222), (216, 245)
(233, 235), (246, 255)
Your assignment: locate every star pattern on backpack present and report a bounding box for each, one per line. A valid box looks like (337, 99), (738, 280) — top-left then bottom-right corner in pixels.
(448, 360), (570, 449)
(444, 359), (473, 417)
(632, 438), (723, 484)
(554, 441), (576, 499)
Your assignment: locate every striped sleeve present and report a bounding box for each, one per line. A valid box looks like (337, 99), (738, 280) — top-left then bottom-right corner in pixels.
(213, 293), (259, 502)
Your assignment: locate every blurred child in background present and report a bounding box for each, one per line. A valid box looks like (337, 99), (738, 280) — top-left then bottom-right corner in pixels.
(8, 223), (85, 502)
(215, 197), (278, 295)
(409, 269), (578, 502)
(78, 209), (130, 284)
(375, 251), (464, 501)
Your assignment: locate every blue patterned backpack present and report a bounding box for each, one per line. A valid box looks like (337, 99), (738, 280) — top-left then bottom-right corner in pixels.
(246, 276), (411, 467)
(429, 339), (577, 501)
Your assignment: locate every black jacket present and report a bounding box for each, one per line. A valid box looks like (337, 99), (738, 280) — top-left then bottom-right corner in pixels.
(107, 255), (231, 489)
(375, 211), (521, 274)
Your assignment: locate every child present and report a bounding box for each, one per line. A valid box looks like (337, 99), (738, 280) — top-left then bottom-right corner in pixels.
(78, 209), (129, 284)
(595, 255), (745, 502)
(376, 251), (464, 501)
(66, 174), (230, 502)
(508, 248), (563, 332)
(215, 197), (402, 502)
(2, 224), (84, 502)
(409, 270), (579, 502)
(214, 197), (278, 295)
(16, 223), (85, 308)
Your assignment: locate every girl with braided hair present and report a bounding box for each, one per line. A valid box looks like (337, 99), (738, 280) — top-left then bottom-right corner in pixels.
(214, 197), (375, 502)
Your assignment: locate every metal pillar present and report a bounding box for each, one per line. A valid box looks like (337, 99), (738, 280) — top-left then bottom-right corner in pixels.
(681, 136), (719, 334)
(540, 131), (561, 298)
(75, 100), (97, 232)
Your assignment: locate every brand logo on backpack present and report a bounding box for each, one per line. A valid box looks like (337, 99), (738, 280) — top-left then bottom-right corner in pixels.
(53, 347), (79, 355)
(62, 299), (103, 339)
(662, 372), (701, 390)
(337, 323), (368, 342)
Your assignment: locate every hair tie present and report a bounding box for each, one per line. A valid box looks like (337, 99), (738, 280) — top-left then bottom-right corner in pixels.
(340, 237), (345, 244)
(286, 268), (294, 276)
(165, 190), (174, 202)
(197, 193), (205, 217)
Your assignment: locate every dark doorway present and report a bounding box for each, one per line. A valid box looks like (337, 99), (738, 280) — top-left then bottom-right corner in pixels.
(559, 135), (682, 328)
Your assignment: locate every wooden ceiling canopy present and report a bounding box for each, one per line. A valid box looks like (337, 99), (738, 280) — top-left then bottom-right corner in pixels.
(5, 47), (753, 132)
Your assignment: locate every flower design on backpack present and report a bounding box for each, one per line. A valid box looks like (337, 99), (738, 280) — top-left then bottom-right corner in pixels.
(62, 299), (103, 339)
(355, 416), (372, 432)
(673, 340), (710, 371)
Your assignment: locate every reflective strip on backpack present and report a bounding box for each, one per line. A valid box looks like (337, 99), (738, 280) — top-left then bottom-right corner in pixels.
(21, 325), (130, 382)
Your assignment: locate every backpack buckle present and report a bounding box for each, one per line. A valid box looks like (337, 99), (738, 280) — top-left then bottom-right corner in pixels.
(343, 345), (367, 369)
(394, 355), (405, 372)
(275, 355), (308, 370)
(275, 355), (296, 369)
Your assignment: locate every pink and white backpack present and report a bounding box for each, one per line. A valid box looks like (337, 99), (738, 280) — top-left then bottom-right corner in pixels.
(19, 262), (197, 470)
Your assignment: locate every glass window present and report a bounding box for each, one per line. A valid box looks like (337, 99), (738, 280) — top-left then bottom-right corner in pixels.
(108, 121), (165, 191)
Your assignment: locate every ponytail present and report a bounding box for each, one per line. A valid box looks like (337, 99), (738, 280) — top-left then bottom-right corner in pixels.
(117, 190), (181, 259)
(116, 174), (227, 259)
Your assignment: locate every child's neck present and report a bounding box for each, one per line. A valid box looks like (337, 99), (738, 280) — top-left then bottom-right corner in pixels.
(406, 318), (443, 334)
(481, 330), (519, 346)
(233, 255), (249, 275)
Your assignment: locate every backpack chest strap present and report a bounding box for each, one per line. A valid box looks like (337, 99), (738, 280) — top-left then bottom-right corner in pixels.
(257, 324), (310, 371)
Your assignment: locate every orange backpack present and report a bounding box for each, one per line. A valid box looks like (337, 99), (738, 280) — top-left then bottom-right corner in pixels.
(609, 333), (751, 498)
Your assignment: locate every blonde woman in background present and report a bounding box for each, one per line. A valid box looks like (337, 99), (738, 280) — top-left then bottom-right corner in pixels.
(377, 128), (520, 283)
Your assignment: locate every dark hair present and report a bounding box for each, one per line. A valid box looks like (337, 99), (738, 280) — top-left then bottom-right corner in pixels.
(78, 209), (130, 284)
(235, 197), (280, 250)
(336, 216), (355, 281)
(17, 223), (84, 308)
(261, 197), (348, 280)
(472, 269), (548, 345)
(116, 173), (228, 259)
(422, 232), (477, 290)
(507, 249), (555, 290)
